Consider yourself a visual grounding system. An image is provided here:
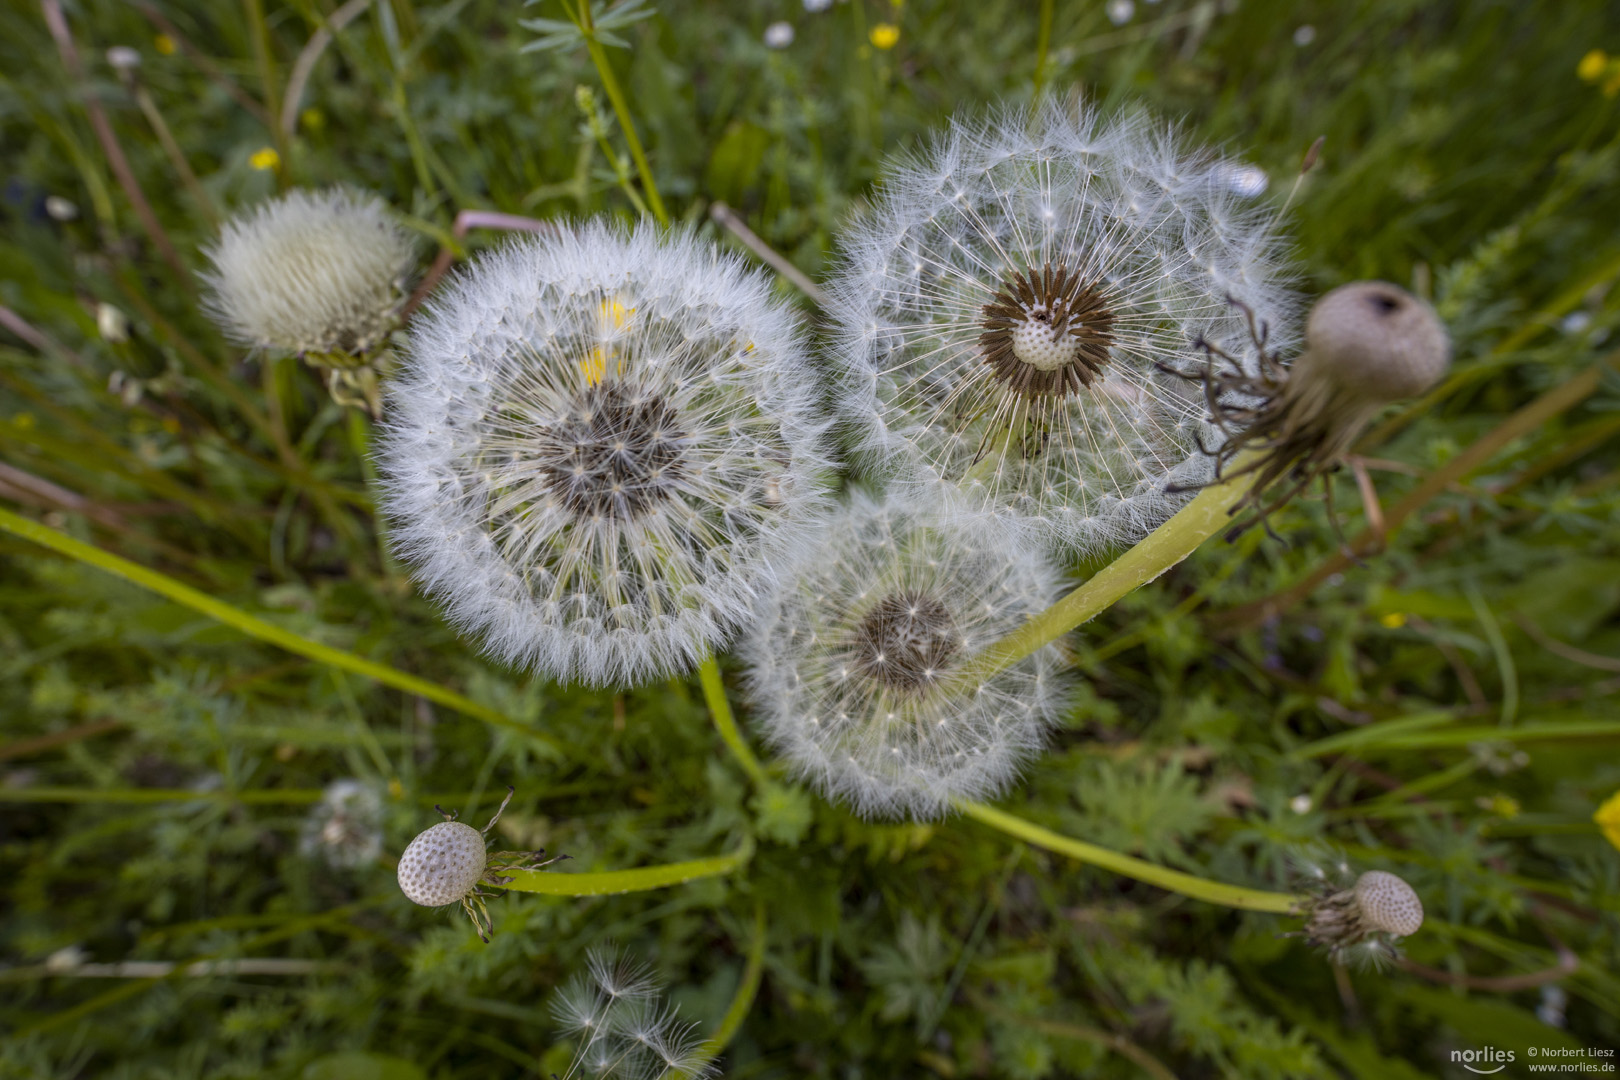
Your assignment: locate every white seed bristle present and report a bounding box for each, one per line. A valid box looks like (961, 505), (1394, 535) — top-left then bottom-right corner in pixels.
(397, 820), (486, 908)
(1354, 870), (1423, 937)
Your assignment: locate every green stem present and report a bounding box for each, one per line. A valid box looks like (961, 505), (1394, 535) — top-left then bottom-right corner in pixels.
(698, 898), (767, 1060)
(959, 801), (1300, 914)
(1032, 0), (1054, 95)
(575, 0), (668, 226)
(495, 836), (752, 896)
(958, 457), (1262, 682)
(0, 508), (550, 747)
(699, 654), (769, 787)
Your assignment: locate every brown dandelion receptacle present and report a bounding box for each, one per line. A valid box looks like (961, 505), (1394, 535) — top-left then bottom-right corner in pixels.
(851, 590), (962, 694)
(529, 381), (688, 521)
(979, 262), (1117, 398)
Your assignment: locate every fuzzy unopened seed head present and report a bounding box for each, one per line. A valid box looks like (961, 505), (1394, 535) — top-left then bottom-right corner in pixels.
(1296, 281), (1449, 404)
(741, 487), (1069, 820)
(380, 221), (833, 687)
(826, 99), (1295, 553)
(202, 187), (417, 362)
(1352, 869), (1424, 937)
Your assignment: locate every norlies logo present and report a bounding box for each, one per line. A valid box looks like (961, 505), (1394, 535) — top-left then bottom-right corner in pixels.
(1454, 1047), (1517, 1075)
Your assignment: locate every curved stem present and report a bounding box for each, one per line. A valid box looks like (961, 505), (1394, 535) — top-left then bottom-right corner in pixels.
(495, 837), (752, 896)
(699, 654), (769, 787)
(957, 458), (1262, 683)
(960, 801), (1299, 914)
(697, 898), (767, 1060)
(0, 508), (550, 747)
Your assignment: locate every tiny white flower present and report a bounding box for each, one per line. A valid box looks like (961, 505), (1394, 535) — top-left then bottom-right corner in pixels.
(825, 100), (1296, 555)
(380, 220), (833, 687)
(741, 487), (1070, 821)
(1107, 0), (1134, 25)
(1293, 25), (1317, 46)
(201, 187), (417, 362)
(764, 20), (795, 48)
(803, 0), (833, 11)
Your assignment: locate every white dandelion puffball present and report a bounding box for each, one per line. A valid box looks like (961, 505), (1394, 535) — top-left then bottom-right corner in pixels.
(741, 487), (1070, 821)
(397, 820), (487, 908)
(202, 187), (417, 358)
(826, 100), (1296, 554)
(298, 779), (383, 869)
(380, 221), (833, 687)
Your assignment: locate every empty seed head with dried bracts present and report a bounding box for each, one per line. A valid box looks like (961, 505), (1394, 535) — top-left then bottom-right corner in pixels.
(740, 487), (1070, 821)
(826, 98), (1296, 554)
(379, 220), (834, 687)
(396, 787), (564, 942)
(1175, 280), (1450, 532)
(1294, 866), (1425, 966)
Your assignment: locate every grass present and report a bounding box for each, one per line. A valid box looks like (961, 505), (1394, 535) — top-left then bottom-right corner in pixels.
(2, 0), (1619, 1077)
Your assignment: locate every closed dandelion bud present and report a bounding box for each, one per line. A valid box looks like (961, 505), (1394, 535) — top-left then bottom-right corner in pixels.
(379, 220), (833, 687)
(740, 487), (1069, 821)
(1299, 281), (1450, 404)
(395, 788), (563, 942)
(826, 99), (1295, 554)
(201, 187), (417, 412)
(1297, 867), (1424, 965)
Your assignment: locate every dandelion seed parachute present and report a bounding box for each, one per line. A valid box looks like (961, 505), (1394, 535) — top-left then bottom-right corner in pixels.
(380, 220), (833, 687)
(826, 99), (1296, 554)
(552, 946), (715, 1079)
(201, 186), (417, 360)
(741, 487), (1070, 821)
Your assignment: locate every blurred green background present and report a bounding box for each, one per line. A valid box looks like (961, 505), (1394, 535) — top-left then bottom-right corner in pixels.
(2, 0), (1619, 1076)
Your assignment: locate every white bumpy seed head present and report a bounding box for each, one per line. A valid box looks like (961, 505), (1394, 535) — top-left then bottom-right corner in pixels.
(740, 486), (1070, 821)
(202, 186), (417, 362)
(379, 220), (834, 687)
(825, 98), (1296, 554)
(1353, 869), (1424, 937)
(394, 787), (563, 942)
(397, 820), (487, 908)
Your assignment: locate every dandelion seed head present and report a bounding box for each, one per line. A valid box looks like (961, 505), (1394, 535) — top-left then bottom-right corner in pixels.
(826, 100), (1296, 554)
(298, 779), (383, 870)
(741, 487), (1069, 820)
(380, 221), (833, 687)
(201, 187), (417, 359)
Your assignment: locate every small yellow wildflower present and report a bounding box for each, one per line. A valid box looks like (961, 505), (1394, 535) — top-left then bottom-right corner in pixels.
(1577, 49), (1607, 82)
(249, 147), (280, 171)
(1597, 789), (1620, 851)
(300, 107), (325, 132)
(154, 33), (176, 56)
(388, 777), (405, 800)
(870, 23), (900, 50)
(1379, 612), (1407, 629)
(1476, 793), (1520, 818)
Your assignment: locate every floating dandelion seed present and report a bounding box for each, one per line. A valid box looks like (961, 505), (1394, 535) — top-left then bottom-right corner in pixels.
(826, 100), (1295, 554)
(741, 487), (1069, 821)
(380, 221), (833, 687)
(201, 186), (418, 412)
(552, 946), (715, 1079)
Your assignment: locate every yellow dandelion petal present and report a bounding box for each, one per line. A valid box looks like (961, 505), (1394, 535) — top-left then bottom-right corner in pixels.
(1597, 789), (1620, 852)
(154, 33), (176, 56)
(581, 347), (609, 387)
(1577, 49), (1607, 82)
(1379, 612), (1406, 629)
(249, 147), (281, 171)
(1603, 69), (1620, 98)
(870, 23), (900, 50)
